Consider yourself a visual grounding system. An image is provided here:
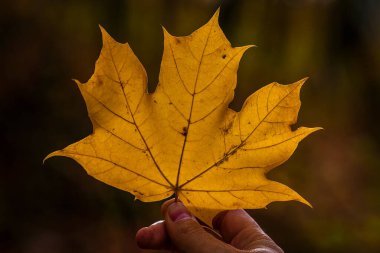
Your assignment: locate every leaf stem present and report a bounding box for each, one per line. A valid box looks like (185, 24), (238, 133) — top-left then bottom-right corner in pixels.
(174, 188), (179, 202)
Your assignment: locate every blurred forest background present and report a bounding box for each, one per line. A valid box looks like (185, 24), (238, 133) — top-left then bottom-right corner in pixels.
(1, 0), (380, 252)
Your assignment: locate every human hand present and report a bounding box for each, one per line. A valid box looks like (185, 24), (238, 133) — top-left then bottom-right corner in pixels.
(136, 199), (283, 253)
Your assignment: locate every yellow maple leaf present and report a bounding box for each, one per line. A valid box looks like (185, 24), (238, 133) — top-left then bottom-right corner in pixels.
(46, 10), (320, 225)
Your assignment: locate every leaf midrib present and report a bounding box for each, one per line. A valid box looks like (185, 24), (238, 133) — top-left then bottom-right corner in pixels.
(173, 17), (216, 193)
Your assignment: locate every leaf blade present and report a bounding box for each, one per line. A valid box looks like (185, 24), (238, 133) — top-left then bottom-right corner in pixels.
(46, 10), (321, 226)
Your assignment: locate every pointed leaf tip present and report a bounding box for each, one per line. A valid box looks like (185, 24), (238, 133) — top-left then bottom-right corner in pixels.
(42, 150), (59, 164)
(72, 79), (82, 86)
(240, 45), (256, 53)
(299, 197), (313, 208)
(298, 77), (309, 87)
(98, 24), (108, 37)
(207, 7), (220, 25)
(214, 7), (220, 17)
(98, 25), (116, 45)
(162, 26), (172, 37)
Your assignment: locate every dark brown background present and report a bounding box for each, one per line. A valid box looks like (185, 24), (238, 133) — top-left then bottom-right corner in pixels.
(1, 0), (379, 252)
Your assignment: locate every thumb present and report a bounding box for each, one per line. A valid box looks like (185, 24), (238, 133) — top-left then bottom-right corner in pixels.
(163, 201), (232, 253)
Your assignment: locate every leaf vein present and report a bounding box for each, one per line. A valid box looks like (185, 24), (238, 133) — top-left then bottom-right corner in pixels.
(61, 151), (169, 187)
(82, 89), (134, 124)
(195, 47), (247, 95)
(92, 118), (146, 151)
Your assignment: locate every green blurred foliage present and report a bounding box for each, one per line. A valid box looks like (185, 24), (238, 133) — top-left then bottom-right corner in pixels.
(1, 0), (379, 252)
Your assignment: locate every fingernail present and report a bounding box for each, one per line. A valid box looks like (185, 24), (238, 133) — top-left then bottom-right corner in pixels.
(151, 220), (164, 226)
(168, 202), (192, 222)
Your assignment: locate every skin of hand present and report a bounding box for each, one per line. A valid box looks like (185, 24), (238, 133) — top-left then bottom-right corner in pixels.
(135, 199), (284, 253)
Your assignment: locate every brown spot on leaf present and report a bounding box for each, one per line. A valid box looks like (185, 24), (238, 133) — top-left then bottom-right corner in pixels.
(182, 126), (188, 136)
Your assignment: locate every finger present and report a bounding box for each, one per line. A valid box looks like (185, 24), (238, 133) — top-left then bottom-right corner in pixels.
(213, 209), (283, 252)
(135, 220), (171, 250)
(164, 201), (234, 253)
(213, 209), (261, 243)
